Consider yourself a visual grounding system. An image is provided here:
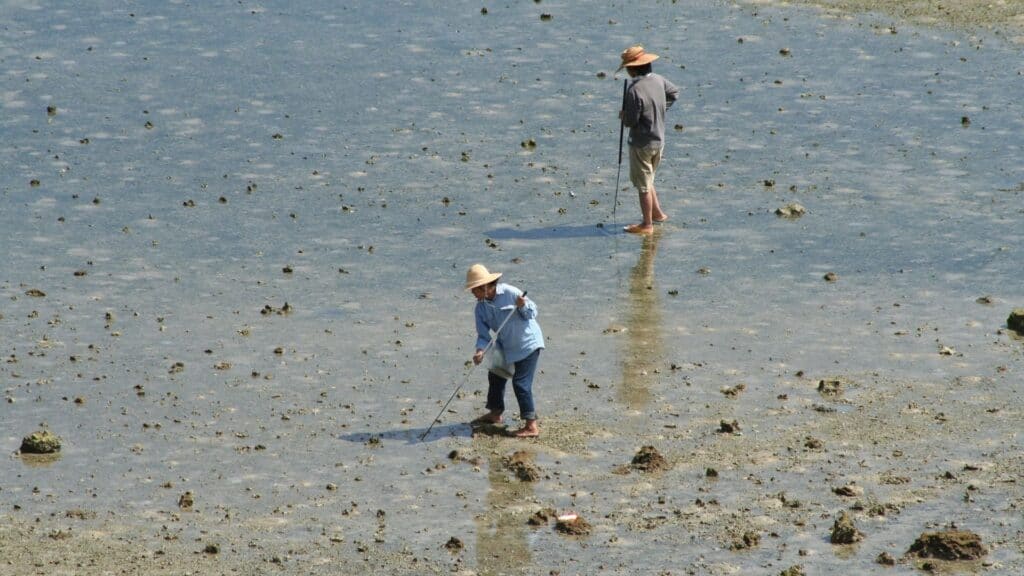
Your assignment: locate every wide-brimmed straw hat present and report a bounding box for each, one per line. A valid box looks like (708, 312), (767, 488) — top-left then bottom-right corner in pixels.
(617, 45), (659, 71)
(465, 263), (502, 290)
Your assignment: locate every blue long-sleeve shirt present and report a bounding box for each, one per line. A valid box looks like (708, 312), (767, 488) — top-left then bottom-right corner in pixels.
(474, 283), (544, 363)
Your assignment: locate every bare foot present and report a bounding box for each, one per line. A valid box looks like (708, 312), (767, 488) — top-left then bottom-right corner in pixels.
(512, 421), (540, 438)
(653, 214), (669, 223)
(471, 412), (503, 425)
(624, 223), (654, 234)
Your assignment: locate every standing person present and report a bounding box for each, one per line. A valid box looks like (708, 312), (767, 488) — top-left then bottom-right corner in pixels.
(617, 45), (679, 234)
(464, 264), (544, 438)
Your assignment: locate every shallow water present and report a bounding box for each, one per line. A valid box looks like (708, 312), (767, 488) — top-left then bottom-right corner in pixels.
(2, 0), (1023, 574)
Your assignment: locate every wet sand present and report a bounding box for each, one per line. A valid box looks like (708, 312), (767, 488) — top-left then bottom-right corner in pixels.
(2, 0), (1023, 574)
(780, 0), (1024, 35)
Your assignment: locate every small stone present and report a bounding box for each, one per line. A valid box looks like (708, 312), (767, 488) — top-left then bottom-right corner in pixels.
(876, 551), (896, 565)
(833, 484), (862, 497)
(178, 491), (194, 510)
(444, 536), (463, 552)
(203, 543), (219, 554)
(779, 566), (804, 576)
(823, 272), (838, 282)
(718, 419), (740, 434)
(804, 437), (824, 449)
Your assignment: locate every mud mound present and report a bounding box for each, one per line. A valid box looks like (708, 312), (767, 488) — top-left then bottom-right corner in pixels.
(830, 511), (863, 544)
(907, 529), (987, 561)
(443, 537), (463, 553)
(527, 508), (557, 526)
(554, 515), (591, 536)
(631, 445), (670, 472)
(502, 450), (541, 482)
(20, 430), (62, 454)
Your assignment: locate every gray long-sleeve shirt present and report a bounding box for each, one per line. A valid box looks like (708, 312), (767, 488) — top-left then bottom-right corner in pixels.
(622, 72), (679, 149)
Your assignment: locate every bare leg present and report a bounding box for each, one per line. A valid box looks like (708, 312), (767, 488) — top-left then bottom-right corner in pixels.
(624, 191), (655, 234)
(651, 185), (669, 222)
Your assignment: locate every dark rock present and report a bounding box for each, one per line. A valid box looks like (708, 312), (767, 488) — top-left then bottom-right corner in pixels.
(779, 566), (804, 576)
(719, 420), (740, 434)
(1008, 308), (1024, 334)
(876, 551), (896, 565)
(817, 379), (843, 396)
(444, 536), (463, 552)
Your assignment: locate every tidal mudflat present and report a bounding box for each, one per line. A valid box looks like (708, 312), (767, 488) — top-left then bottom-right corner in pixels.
(1, 1), (1022, 574)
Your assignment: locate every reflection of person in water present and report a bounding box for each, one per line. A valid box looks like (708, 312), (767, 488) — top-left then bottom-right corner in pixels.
(620, 230), (664, 410)
(475, 454), (533, 573)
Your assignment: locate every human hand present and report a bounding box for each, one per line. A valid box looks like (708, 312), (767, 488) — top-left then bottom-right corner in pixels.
(472, 350), (485, 365)
(516, 290), (528, 308)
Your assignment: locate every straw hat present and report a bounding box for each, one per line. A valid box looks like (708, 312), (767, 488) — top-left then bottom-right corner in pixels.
(617, 45), (659, 71)
(465, 263), (502, 290)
